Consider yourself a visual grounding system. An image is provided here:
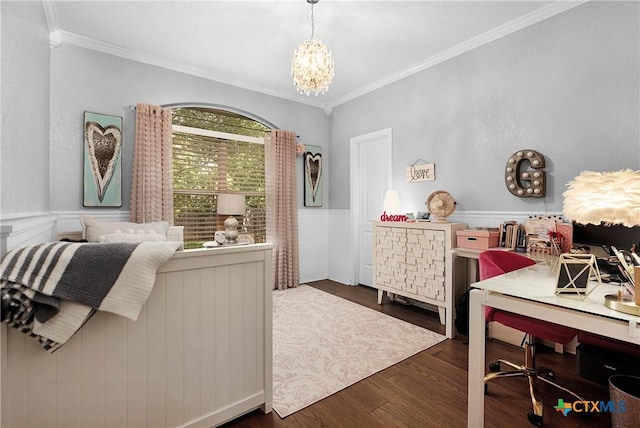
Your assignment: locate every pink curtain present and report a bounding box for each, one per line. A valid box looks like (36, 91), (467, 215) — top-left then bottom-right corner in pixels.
(265, 130), (300, 290)
(130, 103), (173, 223)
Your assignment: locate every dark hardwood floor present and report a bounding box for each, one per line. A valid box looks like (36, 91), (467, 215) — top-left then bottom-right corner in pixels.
(223, 280), (612, 428)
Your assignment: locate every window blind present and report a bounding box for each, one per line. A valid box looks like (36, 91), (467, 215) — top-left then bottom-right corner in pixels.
(173, 131), (266, 248)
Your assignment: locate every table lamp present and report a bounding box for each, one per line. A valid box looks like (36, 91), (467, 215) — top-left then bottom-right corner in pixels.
(563, 169), (640, 315)
(217, 193), (246, 244)
(383, 190), (401, 215)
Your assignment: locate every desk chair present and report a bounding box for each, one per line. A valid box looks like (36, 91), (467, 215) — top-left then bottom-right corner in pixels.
(479, 250), (585, 427)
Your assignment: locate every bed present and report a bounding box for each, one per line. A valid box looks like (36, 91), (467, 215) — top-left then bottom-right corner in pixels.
(1, 234), (273, 428)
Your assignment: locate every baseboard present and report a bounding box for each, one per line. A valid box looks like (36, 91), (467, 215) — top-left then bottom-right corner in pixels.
(182, 392), (267, 428)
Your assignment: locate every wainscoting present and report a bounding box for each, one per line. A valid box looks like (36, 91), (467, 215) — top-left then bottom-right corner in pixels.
(1, 209), (563, 286)
(298, 208), (330, 284)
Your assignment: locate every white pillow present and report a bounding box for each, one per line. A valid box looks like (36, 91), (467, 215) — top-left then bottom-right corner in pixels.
(80, 215), (169, 242)
(98, 229), (167, 243)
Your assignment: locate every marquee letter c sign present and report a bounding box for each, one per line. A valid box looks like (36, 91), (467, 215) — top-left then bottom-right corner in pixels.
(504, 150), (546, 198)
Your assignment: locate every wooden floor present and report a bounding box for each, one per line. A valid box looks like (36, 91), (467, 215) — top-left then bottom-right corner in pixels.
(222, 280), (612, 428)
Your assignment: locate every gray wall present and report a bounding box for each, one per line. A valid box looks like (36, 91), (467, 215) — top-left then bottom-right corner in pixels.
(329, 1), (640, 214)
(1, 1), (50, 216)
(50, 45), (330, 213)
(3, 1), (639, 223)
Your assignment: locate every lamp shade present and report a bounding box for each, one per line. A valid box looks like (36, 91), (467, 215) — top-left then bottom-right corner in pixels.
(292, 39), (334, 96)
(217, 194), (246, 215)
(563, 169), (640, 227)
(383, 190), (401, 215)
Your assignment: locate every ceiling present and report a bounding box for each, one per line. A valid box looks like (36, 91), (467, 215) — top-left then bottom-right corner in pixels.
(45, 1), (581, 112)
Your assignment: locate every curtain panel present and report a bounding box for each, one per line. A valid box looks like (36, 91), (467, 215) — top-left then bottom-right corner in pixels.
(265, 130), (300, 290)
(130, 104), (173, 223)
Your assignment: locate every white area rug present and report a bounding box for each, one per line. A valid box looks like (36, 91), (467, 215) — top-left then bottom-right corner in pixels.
(272, 285), (447, 418)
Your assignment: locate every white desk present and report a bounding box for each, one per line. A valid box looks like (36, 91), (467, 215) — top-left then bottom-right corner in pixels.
(467, 257), (640, 427)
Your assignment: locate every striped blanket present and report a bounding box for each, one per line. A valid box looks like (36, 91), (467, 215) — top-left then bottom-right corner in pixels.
(0, 240), (180, 352)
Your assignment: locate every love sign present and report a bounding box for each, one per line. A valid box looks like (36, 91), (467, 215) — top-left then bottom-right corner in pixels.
(405, 163), (435, 182)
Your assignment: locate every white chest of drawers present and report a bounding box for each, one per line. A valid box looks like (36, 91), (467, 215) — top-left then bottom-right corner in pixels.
(373, 221), (466, 338)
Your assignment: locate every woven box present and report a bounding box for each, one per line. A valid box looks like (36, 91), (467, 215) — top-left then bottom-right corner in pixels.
(456, 229), (500, 250)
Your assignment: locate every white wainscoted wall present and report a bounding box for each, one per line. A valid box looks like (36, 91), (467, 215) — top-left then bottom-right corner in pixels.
(1, 213), (58, 256)
(2, 210), (335, 284)
(1, 208), (570, 356)
(1, 209), (562, 286)
(327, 210), (353, 285)
(297, 209), (329, 284)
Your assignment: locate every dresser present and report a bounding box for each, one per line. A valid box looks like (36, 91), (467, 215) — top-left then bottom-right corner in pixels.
(373, 221), (466, 338)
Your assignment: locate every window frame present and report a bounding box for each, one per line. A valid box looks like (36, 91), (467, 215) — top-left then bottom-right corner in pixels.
(171, 108), (268, 249)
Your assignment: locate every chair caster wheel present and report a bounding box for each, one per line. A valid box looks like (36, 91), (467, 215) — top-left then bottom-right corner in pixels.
(489, 362), (501, 372)
(541, 372), (555, 382)
(527, 412), (543, 427)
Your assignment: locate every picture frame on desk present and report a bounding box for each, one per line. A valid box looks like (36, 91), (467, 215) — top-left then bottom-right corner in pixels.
(555, 253), (601, 298)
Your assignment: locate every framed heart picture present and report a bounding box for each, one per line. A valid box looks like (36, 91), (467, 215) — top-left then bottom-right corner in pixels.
(83, 111), (123, 207)
(303, 145), (322, 207)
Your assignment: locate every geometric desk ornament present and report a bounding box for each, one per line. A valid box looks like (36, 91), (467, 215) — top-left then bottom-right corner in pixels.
(555, 253), (601, 299)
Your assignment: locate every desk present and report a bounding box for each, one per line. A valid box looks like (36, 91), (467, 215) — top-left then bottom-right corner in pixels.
(452, 248), (486, 285)
(467, 257), (640, 427)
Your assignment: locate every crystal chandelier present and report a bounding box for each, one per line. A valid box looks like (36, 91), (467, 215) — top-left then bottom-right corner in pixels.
(292, 0), (334, 96)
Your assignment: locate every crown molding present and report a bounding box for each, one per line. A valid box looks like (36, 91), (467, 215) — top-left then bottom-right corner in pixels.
(327, 0), (588, 110)
(41, 0), (59, 34)
(44, 0), (585, 115)
(41, 0), (62, 48)
(52, 31), (330, 112)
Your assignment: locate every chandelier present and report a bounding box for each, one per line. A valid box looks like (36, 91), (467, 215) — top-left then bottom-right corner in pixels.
(292, 0), (334, 96)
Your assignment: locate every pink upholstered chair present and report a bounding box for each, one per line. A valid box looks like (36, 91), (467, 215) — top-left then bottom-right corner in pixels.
(479, 250), (585, 427)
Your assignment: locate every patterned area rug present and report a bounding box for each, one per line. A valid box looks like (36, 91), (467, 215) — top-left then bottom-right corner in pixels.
(272, 285), (447, 417)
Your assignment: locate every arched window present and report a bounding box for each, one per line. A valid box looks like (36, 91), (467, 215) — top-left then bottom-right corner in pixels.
(171, 107), (269, 248)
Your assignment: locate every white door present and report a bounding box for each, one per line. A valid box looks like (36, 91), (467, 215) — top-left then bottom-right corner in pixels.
(350, 129), (392, 286)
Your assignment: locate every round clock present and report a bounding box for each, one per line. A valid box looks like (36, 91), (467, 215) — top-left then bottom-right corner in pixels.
(214, 231), (227, 245)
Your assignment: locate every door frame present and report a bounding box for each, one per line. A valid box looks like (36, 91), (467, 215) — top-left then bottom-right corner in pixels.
(349, 128), (393, 286)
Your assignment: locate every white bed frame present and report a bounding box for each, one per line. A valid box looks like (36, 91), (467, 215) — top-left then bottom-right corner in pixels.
(1, 240), (273, 428)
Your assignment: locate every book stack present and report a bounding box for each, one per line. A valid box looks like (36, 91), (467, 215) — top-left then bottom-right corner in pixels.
(498, 221), (525, 250)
